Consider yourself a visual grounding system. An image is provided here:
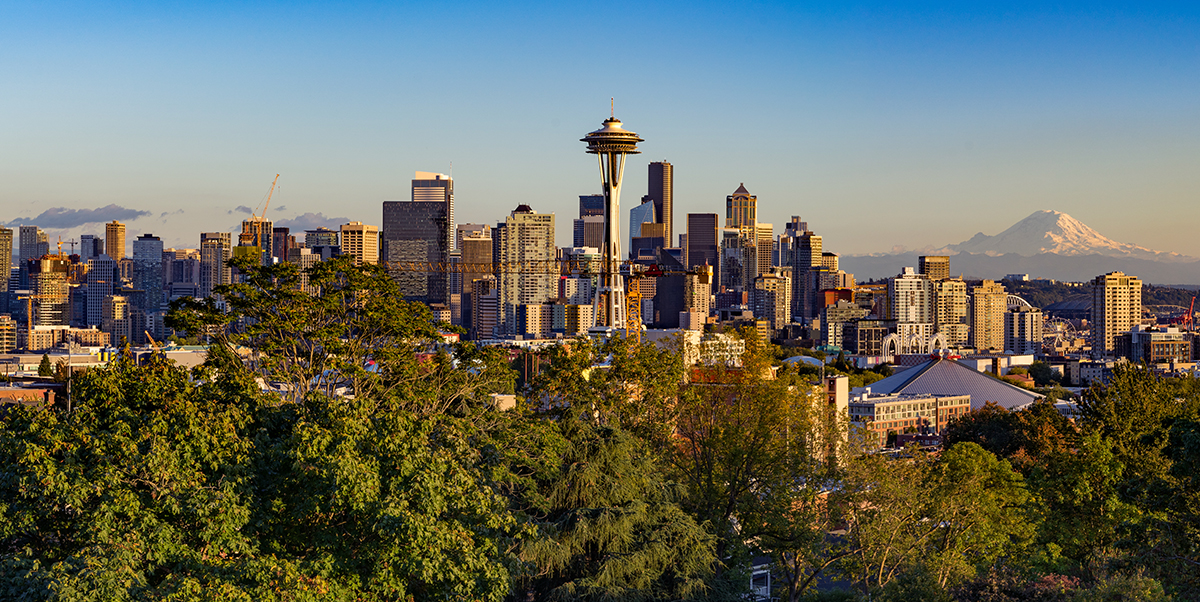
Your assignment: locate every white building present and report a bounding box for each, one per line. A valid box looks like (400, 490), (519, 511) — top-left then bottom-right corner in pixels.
(340, 221), (379, 266)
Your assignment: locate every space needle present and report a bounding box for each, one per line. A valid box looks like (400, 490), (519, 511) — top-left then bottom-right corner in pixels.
(581, 109), (643, 334)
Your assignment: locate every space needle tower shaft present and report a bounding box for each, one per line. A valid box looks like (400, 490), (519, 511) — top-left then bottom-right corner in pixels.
(581, 112), (643, 333)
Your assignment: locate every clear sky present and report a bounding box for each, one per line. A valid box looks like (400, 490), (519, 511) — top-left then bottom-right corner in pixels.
(2, 2), (1198, 257)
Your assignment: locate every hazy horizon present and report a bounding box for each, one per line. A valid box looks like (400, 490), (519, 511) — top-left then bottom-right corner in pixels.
(3, 3), (1197, 258)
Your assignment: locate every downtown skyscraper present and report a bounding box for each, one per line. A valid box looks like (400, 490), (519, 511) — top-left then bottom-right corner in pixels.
(105, 220), (126, 260)
(643, 161), (673, 247)
(381, 172), (453, 304)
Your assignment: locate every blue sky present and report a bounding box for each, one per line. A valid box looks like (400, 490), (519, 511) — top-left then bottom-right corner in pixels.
(2, 2), (1198, 256)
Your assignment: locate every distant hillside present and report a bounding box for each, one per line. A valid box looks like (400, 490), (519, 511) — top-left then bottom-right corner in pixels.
(840, 251), (1200, 285)
(1004, 280), (1196, 309)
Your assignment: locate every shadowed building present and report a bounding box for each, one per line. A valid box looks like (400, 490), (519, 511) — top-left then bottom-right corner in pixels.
(383, 200), (448, 304)
(686, 213), (719, 277)
(643, 161), (673, 246)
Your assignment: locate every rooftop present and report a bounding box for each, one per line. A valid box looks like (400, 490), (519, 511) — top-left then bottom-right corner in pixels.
(863, 357), (1042, 410)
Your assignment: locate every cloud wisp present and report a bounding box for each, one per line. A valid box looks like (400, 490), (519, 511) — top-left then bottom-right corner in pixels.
(5, 205), (152, 229)
(272, 212), (351, 232)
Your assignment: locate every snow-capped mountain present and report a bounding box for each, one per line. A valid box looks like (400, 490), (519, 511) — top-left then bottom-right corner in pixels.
(840, 210), (1200, 283)
(945, 210), (1196, 263)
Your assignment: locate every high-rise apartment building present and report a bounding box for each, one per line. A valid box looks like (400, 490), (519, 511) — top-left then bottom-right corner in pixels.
(970, 280), (1008, 352)
(199, 232), (232, 298)
(133, 234), (164, 313)
(753, 270), (791, 332)
(822, 300), (869, 348)
(919, 256), (950, 281)
(1005, 306), (1043, 355)
(644, 161), (673, 246)
(726, 184), (756, 230)
(106, 221), (126, 260)
(496, 205), (555, 335)
(933, 278), (969, 346)
(1091, 271), (1142, 358)
(685, 213), (719, 273)
(888, 268), (934, 324)
(412, 171), (454, 248)
(340, 222), (379, 266)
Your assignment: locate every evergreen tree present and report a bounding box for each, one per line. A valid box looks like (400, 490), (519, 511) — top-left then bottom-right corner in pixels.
(36, 353), (52, 377)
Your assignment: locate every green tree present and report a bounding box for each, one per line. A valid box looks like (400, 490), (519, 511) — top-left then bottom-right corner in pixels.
(663, 330), (826, 586)
(167, 254), (439, 404)
(1077, 364), (1200, 596)
(1028, 361), (1061, 387)
(839, 443), (1033, 593)
(0, 351), (524, 600)
(1072, 572), (1173, 602)
(36, 353), (52, 377)
(1026, 433), (1137, 574)
(516, 415), (714, 600)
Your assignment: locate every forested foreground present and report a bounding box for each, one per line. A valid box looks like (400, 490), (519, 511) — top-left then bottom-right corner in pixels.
(2, 258), (1199, 601)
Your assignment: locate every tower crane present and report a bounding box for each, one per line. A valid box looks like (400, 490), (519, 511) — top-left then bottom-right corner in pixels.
(16, 293), (67, 350)
(254, 174), (280, 222)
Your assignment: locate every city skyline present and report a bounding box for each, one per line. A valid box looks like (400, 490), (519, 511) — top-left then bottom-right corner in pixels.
(2, 3), (1198, 256)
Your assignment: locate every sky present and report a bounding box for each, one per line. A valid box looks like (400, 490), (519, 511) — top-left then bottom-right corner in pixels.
(2, 2), (1198, 258)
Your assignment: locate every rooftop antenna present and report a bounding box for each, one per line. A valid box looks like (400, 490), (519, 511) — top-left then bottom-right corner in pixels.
(610, 97), (614, 118)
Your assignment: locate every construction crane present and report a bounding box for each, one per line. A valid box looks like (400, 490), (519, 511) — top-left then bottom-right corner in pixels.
(253, 174), (280, 222)
(144, 330), (163, 353)
(16, 293), (67, 349)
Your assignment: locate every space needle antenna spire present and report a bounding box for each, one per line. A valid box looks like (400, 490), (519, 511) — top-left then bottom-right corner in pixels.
(581, 109), (643, 335)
